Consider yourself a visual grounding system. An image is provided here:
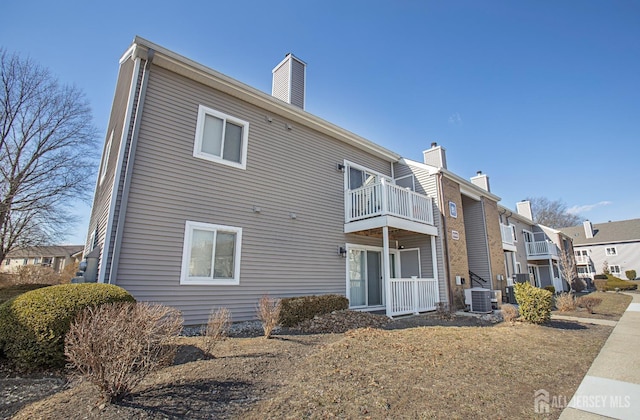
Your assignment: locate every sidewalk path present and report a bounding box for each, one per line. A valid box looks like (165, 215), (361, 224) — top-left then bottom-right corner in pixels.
(559, 293), (640, 419)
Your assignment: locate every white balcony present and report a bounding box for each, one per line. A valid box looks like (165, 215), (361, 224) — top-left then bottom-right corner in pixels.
(389, 277), (439, 316)
(575, 255), (591, 265)
(501, 223), (515, 250)
(525, 240), (560, 260)
(345, 179), (436, 235)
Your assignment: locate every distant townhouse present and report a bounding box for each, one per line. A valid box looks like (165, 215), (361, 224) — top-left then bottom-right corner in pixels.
(561, 219), (640, 281)
(1, 245), (84, 274)
(499, 201), (573, 293)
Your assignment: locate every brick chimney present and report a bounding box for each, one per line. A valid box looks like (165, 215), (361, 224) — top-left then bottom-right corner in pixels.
(423, 142), (447, 169)
(470, 170), (490, 192)
(583, 220), (594, 238)
(272, 53), (306, 109)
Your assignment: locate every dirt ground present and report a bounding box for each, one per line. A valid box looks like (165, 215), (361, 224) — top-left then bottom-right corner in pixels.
(1, 310), (611, 420)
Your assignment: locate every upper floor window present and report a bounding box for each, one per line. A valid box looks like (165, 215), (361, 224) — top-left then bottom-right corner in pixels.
(180, 221), (242, 285)
(610, 265), (621, 275)
(510, 225), (517, 242)
(194, 105), (249, 170)
(605, 247), (617, 256)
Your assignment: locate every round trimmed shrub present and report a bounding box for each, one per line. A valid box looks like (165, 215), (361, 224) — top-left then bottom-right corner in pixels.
(0, 283), (135, 369)
(514, 282), (552, 324)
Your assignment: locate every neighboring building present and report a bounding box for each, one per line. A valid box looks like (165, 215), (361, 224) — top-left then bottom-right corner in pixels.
(1, 245), (84, 274)
(81, 37), (445, 324)
(561, 219), (640, 281)
(499, 201), (572, 292)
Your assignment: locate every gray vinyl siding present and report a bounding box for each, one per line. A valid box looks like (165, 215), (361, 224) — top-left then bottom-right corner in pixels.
(537, 265), (552, 288)
(462, 195), (490, 286)
(575, 241), (640, 279)
(290, 58), (305, 108)
(394, 162), (447, 303)
(85, 58), (137, 273)
(271, 60), (290, 103)
(114, 64), (394, 324)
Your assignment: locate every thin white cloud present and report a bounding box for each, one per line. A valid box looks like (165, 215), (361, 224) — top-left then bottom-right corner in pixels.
(448, 112), (462, 125)
(567, 201), (612, 215)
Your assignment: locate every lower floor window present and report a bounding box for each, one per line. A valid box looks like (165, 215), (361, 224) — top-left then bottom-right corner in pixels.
(180, 221), (242, 285)
(609, 265), (621, 275)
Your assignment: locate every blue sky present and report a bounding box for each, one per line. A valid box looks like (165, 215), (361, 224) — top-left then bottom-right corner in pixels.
(3, 0), (639, 244)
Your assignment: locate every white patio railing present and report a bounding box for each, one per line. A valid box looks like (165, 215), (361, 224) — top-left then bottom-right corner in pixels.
(525, 241), (560, 258)
(575, 255), (590, 265)
(500, 223), (514, 245)
(345, 179), (434, 226)
(389, 277), (439, 316)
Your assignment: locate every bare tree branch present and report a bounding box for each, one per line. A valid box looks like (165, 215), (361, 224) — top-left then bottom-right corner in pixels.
(0, 49), (99, 263)
(525, 196), (582, 229)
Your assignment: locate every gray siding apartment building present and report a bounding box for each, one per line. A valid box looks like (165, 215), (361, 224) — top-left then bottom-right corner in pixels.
(84, 37), (445, 324)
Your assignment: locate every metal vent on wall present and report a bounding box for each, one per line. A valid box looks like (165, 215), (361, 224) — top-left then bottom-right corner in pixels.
(470, 289), (492, 313)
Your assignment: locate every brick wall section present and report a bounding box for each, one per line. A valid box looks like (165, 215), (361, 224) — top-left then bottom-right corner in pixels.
(441, 177), (469, 308)
(483, 197), (507, 297)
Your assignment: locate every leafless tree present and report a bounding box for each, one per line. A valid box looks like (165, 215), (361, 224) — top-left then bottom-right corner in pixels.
(560, 248), (583, 291)
(526, 197), (581, 229)
(0, 49), (98, 263)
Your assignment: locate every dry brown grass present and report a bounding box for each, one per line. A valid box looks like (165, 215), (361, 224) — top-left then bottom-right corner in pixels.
(64, 302), (183, 402)
(555, 291), (631, 320)
(555, 292), (578, 312)
(202, 307), (231, 356)
(9, 316), (613, 419)
(256, 294), (281, 339)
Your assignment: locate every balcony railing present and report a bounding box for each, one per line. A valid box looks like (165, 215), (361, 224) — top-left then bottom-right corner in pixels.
(500, 223), (514, 246)
(575, 255), (591, 265)
(345, 179), (434, 226)
(525, 240), (560, 258)
(389, 277), (438, 316)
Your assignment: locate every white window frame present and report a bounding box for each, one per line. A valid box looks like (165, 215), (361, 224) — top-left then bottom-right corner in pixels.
(394, 174), (415, 191)
(449, 201), (458, 218)
(180, 221), (242, 285)
(605, 246), (617, 256)
(343, 160), (392, 191)
(193, 105), (249, 170)
(510, 224), (517, 242)
(515, 262), (522, 274)
(99, 130), (114, 185)
(609, 264), (621, 275)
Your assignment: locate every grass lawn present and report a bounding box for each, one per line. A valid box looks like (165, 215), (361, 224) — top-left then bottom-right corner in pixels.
(10, 317), (611, 419)
(554, 291), (632, 321)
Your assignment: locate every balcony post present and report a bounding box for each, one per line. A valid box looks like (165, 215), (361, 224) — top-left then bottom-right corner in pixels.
(380, 178), (388, 215)
(383, 226), (392, 317)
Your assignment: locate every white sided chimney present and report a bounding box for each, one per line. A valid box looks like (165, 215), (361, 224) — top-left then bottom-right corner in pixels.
(423, 142), (447, 169)
(516, 200), (533, 221)
(470, 170), (490, 192)
(583, 220), (594, 238)
(272, 53), (306, 109)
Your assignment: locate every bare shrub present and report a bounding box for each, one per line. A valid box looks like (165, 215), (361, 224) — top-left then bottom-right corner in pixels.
(501, 304), (518, 324)
(202, 307), (231, 356)
(555, 292), (577, 312)
(59, 261), (80, 283)
(257, 294), (281, 339)
(65, 302), (183, 402)
(435, 302), (453, 320)
(577, 296), (602, 314)
(15, 265), (62, 285)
